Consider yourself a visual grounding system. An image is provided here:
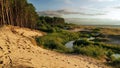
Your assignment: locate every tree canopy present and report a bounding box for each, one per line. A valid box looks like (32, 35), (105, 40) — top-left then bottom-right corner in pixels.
(38, 16), (65, 25)
(0, 0), (38, 28)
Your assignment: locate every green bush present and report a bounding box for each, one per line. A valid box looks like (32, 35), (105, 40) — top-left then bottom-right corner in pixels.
(73, 45), (106, 58)
(92, 37), (109, 42)
(92, 28), (101, 33)
(36, 36), (69, 52)
(108, 56), (120, 68)
(80, 34), (91, 38)
(73, 39), (93, 46)
(44, 40), (64, 50)
(106, 50), (114, 59)
(99, 44), (120, 53)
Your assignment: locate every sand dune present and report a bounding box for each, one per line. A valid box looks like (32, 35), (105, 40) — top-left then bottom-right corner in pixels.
(0, 26), (110, 68)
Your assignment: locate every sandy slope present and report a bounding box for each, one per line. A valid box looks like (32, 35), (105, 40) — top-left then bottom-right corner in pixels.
(0, 26), (110, 68)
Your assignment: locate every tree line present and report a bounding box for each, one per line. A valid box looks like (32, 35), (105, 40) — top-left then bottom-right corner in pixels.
(38, 16), (65, 25)
(0, 0), (65, 29)
(0, 0), (38, 28)
(36, 16), (65, 32)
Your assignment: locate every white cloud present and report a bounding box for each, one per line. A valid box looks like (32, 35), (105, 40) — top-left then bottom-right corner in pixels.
(57, 0), (73, 4)
(37, 9), (106, 17)
(64, 0), (73, 4)
(90, 0), (117, 2)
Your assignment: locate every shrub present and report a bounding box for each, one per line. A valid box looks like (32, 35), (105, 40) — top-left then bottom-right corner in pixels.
(35, 37), (41, 46)
(109, 56), (120, 68)
(106, 50), (114, 59)
(92, 37), (110, 42)
(73, 45), (106, 58)
(44, 40), (61, 49)
(40, 38), (68, 52)
(92, 28), (100, 33)
(73, 39), (92, 46)
(80, 33), (91, 38)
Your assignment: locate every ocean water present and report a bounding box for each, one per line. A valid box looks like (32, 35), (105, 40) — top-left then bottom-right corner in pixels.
(82, 25), (120, 28)
(66, 18), (120, 28)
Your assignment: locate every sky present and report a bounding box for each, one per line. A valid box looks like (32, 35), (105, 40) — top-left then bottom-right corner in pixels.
(28, 0), (120, 25)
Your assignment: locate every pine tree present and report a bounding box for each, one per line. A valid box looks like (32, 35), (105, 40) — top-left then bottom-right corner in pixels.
(0, 0), (38, 29)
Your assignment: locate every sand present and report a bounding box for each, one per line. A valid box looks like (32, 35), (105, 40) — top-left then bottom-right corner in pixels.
(0, 26), (110, 68)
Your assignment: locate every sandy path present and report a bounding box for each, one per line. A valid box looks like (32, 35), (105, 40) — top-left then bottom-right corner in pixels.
(0, 26), (110, 68)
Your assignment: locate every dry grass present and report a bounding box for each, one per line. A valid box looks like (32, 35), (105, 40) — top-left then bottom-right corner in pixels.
(101, 28), (120, 35)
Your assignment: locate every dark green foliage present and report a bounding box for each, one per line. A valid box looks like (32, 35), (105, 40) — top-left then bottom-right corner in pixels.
(80, 28), (105, 38)
(73, 45), (106, 58)
(106, 50), (114, 60)
(80, 34), (91, 38)
(37, 16), (65, 26)
(92, 37), (109, 42)
(108, 56), (120, 68)
(35, 35), (67, 52)
(73, 37), (120, 59)
(92, 28), (101, 33)
(100, 44), (120, 54)
(36, 16), (66, 33)
(73, 39), (92, 46)
(0, 0), (38, 28)
(73, 39), (106, 58)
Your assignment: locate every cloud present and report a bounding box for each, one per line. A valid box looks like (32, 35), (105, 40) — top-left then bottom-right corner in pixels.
(57, 0), (73, 4)
(60, 0), (116, 4)
(113, 6), (120, 9)
(64, 0), (73, 4)
(37, 9), (106, 17)
(90, 0), (117, 2)
(37, 11), (62, 17)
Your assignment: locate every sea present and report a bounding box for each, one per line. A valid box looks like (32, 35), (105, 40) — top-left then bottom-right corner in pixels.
(80, 25), (120, 28)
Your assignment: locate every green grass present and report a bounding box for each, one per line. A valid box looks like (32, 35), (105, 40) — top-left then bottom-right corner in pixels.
(73, 38), (120, 59)
(108, 55), (120, 68)
(73, 45), (106, 58)
(35, 30), (80, 53)
(73, 39), (107, 58)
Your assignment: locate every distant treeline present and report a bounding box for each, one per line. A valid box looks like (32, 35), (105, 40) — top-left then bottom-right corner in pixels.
(36, 16), (65, 32)
(38, 16), (65, 25)
(0, 0), (38, 28)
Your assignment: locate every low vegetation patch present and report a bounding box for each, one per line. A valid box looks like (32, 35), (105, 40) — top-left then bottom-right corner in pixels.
(73, 39), (107, 58)
(35, 30), (80, 53)
(35, 18), (120, 67)
(107, 55), (120, 68)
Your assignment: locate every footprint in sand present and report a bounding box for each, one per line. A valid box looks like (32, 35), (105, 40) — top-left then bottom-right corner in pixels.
(46, 53), (49, 55)
(5, 42), (7, 45)
(0, 46), (3, 50)
(18, 47), (20, 49)
(41, 66), (48, 68)
(23, 40), (27, 44)
(61, 59), (65, 62)
(5, 56), (8, 59)
(0, 60), (3, 64)
(86, 65), (90, 68)
(28, 51), (30, 52)
(43, 53), (49, 55)
(22, 47), (25, 50)
(8, 51), (11, 53)
(74, 64), (77, 67)
(32, 51), (34, 53)
(7, 47), (10, 50)
(51, 56), (54, 57)
(55, 58), (58, 59)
